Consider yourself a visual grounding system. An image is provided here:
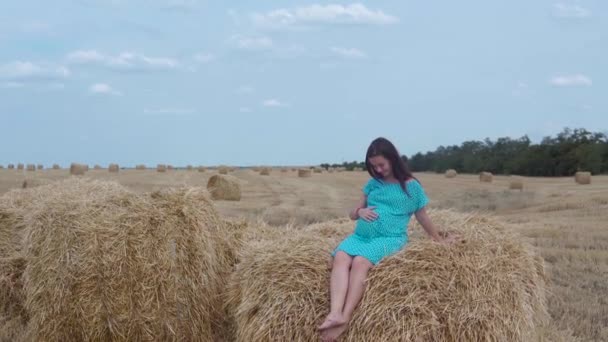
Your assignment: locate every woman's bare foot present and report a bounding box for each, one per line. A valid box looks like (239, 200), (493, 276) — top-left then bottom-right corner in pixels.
(318, 312), (346, 330)
(320, 322), (349, 342)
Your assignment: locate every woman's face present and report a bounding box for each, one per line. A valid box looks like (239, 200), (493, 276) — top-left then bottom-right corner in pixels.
(369, 155), (392, 178)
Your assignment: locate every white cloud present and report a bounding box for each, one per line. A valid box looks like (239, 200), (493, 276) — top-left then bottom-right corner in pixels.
(252, 3), (398, 29)
(262, 99), (288, 107)
(0, 61), (70, 81)
(143, 108), (195, 115)
(230, 35), (273, 50)
(89, 83), (121, 95)
(330, 47), (367, 59)
(194, 53), (215, 63)
(239, 107), (252, 113)
(553, 3), (591, 18)
(550, 74), (592, 87)
(67, 50), (179, 71)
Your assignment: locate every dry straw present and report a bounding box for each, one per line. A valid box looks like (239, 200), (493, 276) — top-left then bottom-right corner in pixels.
(259, 167), (271, 176)
(445, 169), (457, 178)
(135, 164), (146, 170)
(108, 164), (119, 173)
(52, 164), (60, 170)
(198, 166), (206, 173)
(157, 164), (167, 173)
(298, 169), (312, 178)
(26, 165), (35, 172)
(313, 167), (323, 173)
(186, 165), (193, 171)
(207, 175), (241, 201)
(3, 179), (231, 341)
(226, 210), (548, 342)
(17, 164), (24, 170)
(509, 177), (524, 190)
(69, 163), (87, 176)
(575, 171), (591, 185)
(218, 167), (229, 175)
(479, 171), (493, 183)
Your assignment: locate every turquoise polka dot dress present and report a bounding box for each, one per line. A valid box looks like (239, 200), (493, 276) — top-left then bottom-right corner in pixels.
(331, 178), (429, 265)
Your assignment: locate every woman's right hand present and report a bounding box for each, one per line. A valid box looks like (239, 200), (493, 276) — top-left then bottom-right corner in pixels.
(358, 206), (378, 221)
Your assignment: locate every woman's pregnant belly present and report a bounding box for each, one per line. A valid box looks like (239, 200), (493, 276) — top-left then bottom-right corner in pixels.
(354, 211), (409, 238)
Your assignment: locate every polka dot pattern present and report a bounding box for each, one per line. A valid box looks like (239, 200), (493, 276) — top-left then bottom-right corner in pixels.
(331, 178), (429, 265)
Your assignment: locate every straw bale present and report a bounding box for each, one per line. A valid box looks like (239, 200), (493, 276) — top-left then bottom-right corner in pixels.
(17, 178), (228, 341)
(0, 165), (3, 169)
(218, 167), (229, 175)
(259, 168), (271, 176)
(167, 165), (174, 170)
(36, 165), (43, 170)
(226, 210), (548, 342)
(313, 167), (323, 173)
(445, 169), (457, 178)
(135, 164), (146, 170)
(575, 171), (591, 185)
(52, 164), (60, 170)
(509, 177), (524, 190)
(186, 165), (193, 171)
(207, 175), (241, 201)
(7, 165), (14, 170)
(298, 169), (312, 178)
(157, 164), (167, 172)
(69, 163), (87, 176)
(25, 165), (35, 172)
(16, 164), (24, 170)
(93, 164), (102, 170)
(198, 166), (206, 172)
(480, 171), (493, 183)
(108, 164), (119, 173)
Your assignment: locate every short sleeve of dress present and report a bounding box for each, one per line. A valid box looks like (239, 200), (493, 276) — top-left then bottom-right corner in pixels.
(407, 180), (429, 212)
(362, 178), (377, 196)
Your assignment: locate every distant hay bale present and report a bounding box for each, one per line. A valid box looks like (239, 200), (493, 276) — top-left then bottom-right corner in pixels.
(281, 168), (288, 173)
(313, 167), (323, 173)
(157, 164), (167, 172)
(8, 164), (14, 169)
(445, 169), (458, 178)
(298, 169), (312, 178)
(226, 210), (548, 342)
(108, 163), (119, 173)
(52, 164), (60, 170)
(252, 167), (260, 172)
(186, 165), (193, 170)
(17, 164), (24, 170)
(218, 167), (229, 175)
(480, 171), (493, 183)
(167, 165), (174, 170)
(69, 163), (87, 176)
(207, 175), (241, 201)
(291, 168), (296, 172)
(509, 177), (524, 190)
(575, 171), (591, 185)
(135, 164), (146, 170)
(259, 167), (271, 176)
(93, 164), (102, 170)
(17, 178), (230, 341)
(26, 164), (35, 172)
(36, 164), (43, 170)
(198, 166), (206, 172)
(0, 165), (3, 169)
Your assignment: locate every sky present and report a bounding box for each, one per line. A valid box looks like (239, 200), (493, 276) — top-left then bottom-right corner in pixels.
(0, 1), (606, 166)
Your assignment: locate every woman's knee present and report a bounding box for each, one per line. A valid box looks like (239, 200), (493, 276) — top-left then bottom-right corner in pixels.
(352, 256), (373, 272)
(333, 251), (353, 268)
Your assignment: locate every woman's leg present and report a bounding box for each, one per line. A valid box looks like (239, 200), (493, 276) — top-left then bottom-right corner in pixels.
(318, 251), (352, 330)
(321, 256), (373, 341)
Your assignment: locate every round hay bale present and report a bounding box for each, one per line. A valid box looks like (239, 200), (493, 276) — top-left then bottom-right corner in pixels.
(69, 163), (87, 176)
(0, 165), (3, 169)
(313, 167), (323, 173)
(227, 210), (548, 342)
(186, 165), (193, 171)
(575, 171), (591, 185)
(108, 163), (119, 173)
(298, 169), (312, 178)
(19, 178), (229, 341)
(207, 174), (241, 201)
(281, 168), (288, 173)
(8, 164), (15, 169)
(93, 164), (102, 170)
(26, 164), (35, 172)
(52, 164), (60, 170)
(198, 166), (206, 172)
(36, 164), (43, 170)
(218, 167), (229, 175)
(479, 171), (493, 183)
(135, 164), (146, 170)
(17, 164), (24, 170)
(157, 164), (167, 172)
(167, 165), (174, 170)
(259, 168), (271, 176)
(509, 177), (524, 190)
(445, 169), (457, 178)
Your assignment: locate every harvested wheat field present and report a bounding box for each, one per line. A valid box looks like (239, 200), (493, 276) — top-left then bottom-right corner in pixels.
(0, 169), (607, 340)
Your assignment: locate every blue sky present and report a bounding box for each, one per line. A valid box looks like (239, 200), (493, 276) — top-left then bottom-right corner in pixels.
(0, 1), (606, 166)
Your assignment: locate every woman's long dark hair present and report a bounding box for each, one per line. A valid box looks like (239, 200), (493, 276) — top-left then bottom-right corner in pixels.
(365, 137), (416, 193)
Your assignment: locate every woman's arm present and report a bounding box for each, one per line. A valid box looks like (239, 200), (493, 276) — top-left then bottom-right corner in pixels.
(414, 208), (443, 242)
(349, 194), (367, 220)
